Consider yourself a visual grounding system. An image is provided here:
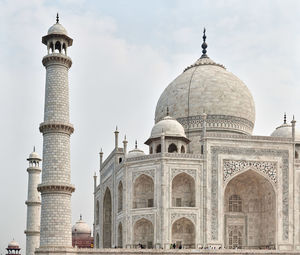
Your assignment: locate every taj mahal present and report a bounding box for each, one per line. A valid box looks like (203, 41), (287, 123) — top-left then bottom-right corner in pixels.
(23, 15), (300, 255)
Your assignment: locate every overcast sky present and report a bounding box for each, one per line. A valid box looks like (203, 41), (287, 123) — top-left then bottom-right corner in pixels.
(1, 0), (300, 251)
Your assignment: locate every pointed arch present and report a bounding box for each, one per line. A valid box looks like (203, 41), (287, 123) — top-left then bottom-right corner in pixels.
(133, 218), (154, 248)
(156, 144), (161, 153)
(96, 200), (99, 224)
(96, 233), (99, 248)
(103, 188), (112, 248)
(55, 41), (61, 53)
(118, 181), (123, 212)
(168, 143), (178, 153)
(181, 145), (185, 153)
(133, 174), (154, 208)
(172, 172), (195, 207)
(118, 222), (123, 248)
(172, 217), (195, 249)
(224, 169), (276, 249)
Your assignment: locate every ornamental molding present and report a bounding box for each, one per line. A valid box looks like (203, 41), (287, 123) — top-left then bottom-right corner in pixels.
(39, 122), (74, 135)
(37, 183), (75, 194)
(176, 114), (253, 135)
(171, 168), (196, 180)
(42, 54), (72, 68)
(132, 214), (154, 225)
(171, 213), (196, 225)
(223, 160), (277, 184)
(132, 169), (155, 182)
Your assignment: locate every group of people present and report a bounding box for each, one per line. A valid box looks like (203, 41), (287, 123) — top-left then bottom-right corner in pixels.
(170, 243), (183, 249)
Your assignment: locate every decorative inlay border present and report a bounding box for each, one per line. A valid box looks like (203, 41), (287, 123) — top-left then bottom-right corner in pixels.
(171, 213), (196, 225)
(210, 146), (289, 241)
(176, 115), (254, 135)
(132, 169), (155, 182)
(171, 169), (196, 180)
(132, 214), (154, 225)
(223, 160), (277, 184)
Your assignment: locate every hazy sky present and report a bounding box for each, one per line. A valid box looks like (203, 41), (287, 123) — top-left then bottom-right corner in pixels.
(1, 0), (300, 251)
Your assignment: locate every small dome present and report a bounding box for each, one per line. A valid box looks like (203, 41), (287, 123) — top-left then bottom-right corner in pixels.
(127, 141), (145, 158)
(28, 151), (41, 160)
(28, 148), (41, 161)
(72, 216), (91, 234)
(8, 240), (19, 248)
(271, 123), (300, 140)
(48, 23), (68, 35)
(150, 116), (186, 139)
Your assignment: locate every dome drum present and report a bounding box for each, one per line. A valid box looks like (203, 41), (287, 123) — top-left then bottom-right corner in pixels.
(176, 114), (254, 136)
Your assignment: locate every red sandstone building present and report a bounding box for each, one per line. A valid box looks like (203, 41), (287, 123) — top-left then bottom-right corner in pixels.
(72, 215), (94, 248)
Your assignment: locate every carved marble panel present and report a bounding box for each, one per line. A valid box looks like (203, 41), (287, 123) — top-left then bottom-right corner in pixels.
(223, 160), (277, 184)
(132, 169), (155, 182)
(171, 213), (196, 225)
(132, 214), (155, 225)
(171, 168), (196, 180)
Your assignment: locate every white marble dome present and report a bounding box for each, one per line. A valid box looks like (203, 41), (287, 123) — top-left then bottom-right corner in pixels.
(48, 23), (68, 35)
(271, 123), (300, 140)
(127, 146), (145, 158)
(8, 240), (19, 248)
(155, 56), (256, 135)
(150, 116), (186, 139)
(28, 151), (41, 160)
(72, 216), (91, 234)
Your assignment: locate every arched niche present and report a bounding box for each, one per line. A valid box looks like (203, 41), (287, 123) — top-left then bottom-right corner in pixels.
(96, 200), (99, 224)
(172, 173), (195, 207)
(156, 144), (161, 153)
(118, 223), (123, 248)
(168, 143), (178, 153)
(103, 188), (112, 248)
(118, 181), (123, 212)
(171, 217), (195, 249)
(133, 174), (154, 209)
(133, 218), (154, 248)
(96, 233), (99, 248)
(224, 170), (276, 249)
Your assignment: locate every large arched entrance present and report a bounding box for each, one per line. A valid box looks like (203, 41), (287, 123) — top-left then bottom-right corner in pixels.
(103, 188), (112, 248)
(172, 173), (195, 207)
(224, 170), (276, 249)
(133, 218), (154, 248)
(133, 174), (154, 208)
(171, 217), (195, 249)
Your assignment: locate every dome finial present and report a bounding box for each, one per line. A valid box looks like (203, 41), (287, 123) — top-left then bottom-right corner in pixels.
(201, 28), (208, 59)
(33, 146), (35, 152)
(167, 107), (169, 116)
(284, 112), (287, 124)
(56, 13), (59, 24)
(80, 214), (82, 220)
(135, 140), (137, 149)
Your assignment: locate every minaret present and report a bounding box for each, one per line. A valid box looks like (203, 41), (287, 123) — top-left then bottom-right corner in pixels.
(37, 14), (75, 248)
(25, 148), (41, 255)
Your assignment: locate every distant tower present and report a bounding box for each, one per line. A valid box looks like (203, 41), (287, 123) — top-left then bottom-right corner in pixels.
(6, 240), (21, 255)
(37, 14), (75, 248)
(25, 148), (41, 255)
